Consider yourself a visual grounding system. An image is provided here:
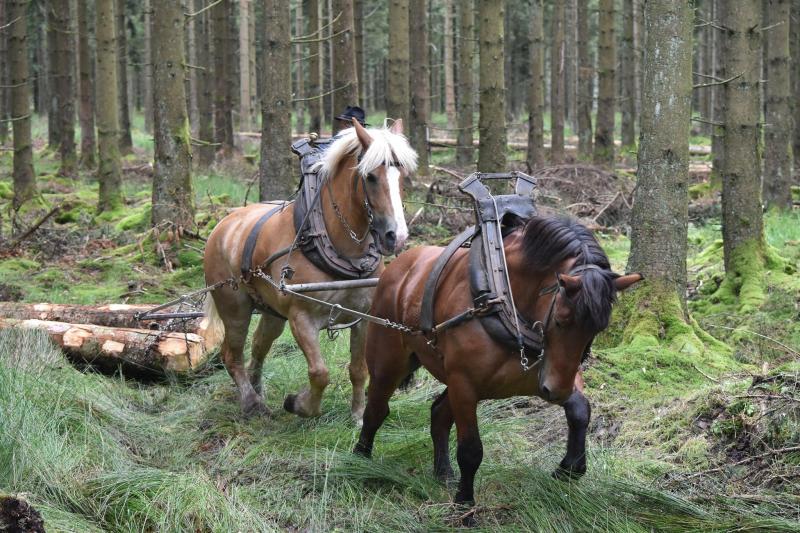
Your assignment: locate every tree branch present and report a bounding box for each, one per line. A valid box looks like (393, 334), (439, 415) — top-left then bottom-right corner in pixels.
(0, 16), (22, 32)
(693, 73), (742, 89)
(293, 11), (342, 40)
(184, 0), (223, 19)
(291, 82), (351, 102)
(292, 27), (350, 44)
(691, 117), (724, 127)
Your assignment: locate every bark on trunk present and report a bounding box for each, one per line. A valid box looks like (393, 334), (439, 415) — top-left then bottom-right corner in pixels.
(565, 0), (578, 133)
(576, 0), (593, 157)
(443, 0), (456, 129)
(151, 0), (195, 230)
(46, 5), (59, 151)
(77, 0), (96, 168)
(143, 0), (153, 133)
(409, 0), (430, 177)
(0, 319), (209, 375)
(550, 0), (566, 164)
(594, 0), (616, 166)
(213, 0), (234, 157)
(96, 0), (123, 212)
(620, 0), (636, 148)
(53, 0), (76, 177)
(792, 0), (800, 172)
(260, 0), (294, 200)
(0, 3), (7, 144)
(0, 303), (203, 331)
(710, 0), (724, 186)
(455, 0), (474, 166)
(526, 0), (545, 170)
(186, 0), (199, 131)
(386, 0), (410, 125)
(293, 3), (304, 133)
(196, 1), (215, 167)
(477, 0), (506, 172)
(239, 0), (253, 131)
(306, 0), (322, 133)
(9, 0), (36, 208)
(627, 0), (693, 301)
(332, 0), (359, 134)
(720, 0), (771, 310)
(354, 0), (365, 105)
(763, 0), (793, 209)
(116, 0), (133, 153)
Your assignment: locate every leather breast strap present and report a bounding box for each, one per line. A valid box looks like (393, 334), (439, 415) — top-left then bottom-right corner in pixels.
(241, 203), (289, 280)
(419, 226), (477, 334)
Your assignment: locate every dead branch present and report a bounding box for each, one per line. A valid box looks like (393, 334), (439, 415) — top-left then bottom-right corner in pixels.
(184, 0), (222, 19)
(7, 207), (61, 249)
(693, 73), (742, 89)
(429, 165), (466, 181)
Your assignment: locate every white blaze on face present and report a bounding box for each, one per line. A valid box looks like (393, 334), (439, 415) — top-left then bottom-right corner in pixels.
(386, 166), (408, 250)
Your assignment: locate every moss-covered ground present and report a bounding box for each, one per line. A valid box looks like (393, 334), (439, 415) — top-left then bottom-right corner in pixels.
(0, 115), (798, 531)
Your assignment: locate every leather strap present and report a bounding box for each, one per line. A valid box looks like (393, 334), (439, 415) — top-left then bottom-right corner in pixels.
(419, 226), (477, 333)
(241, 204), (287, 279)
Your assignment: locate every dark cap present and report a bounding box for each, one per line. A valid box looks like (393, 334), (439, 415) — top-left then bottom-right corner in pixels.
(335, 105), (369, 126)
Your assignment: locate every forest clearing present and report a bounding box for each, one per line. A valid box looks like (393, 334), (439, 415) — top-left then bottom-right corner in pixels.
(1, 0), (800, 531)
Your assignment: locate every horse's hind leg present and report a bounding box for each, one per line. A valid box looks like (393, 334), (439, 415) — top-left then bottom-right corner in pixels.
(248, 313), (286, 395)
(213, 288), (265, 416)
(553, 389), (591, 480)
(348, 321), (368, 425)
(284, 311), (329, 417)
(431, 388), (455, 481)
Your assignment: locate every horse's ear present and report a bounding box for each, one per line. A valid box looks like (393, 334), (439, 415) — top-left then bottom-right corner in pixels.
(559, 274), (582, 294)
(389, 118), (404, 135)
(614, 273), (643, 292)
(352, 118), (372, 149)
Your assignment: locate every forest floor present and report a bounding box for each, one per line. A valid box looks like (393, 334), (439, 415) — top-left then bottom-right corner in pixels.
(0, 116), (799, 531)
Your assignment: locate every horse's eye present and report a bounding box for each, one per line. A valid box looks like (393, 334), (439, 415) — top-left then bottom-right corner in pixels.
(366, 173), (378, 183)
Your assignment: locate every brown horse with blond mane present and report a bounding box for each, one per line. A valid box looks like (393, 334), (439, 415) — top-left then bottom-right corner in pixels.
(203, 119), (417, 420)
(354, 215), (641, 517)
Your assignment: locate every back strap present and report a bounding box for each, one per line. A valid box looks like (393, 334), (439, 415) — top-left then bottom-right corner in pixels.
(241, 204), (286, 279)
(420, 226), (476, 333)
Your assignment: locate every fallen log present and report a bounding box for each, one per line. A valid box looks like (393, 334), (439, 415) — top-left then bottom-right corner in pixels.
(0, 318), (208, 375)
(0, 302), (203, 331)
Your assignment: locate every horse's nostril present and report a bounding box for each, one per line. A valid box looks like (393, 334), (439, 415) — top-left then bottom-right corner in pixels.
(540, 384), (551, 401)
(385, 231), (396, 248)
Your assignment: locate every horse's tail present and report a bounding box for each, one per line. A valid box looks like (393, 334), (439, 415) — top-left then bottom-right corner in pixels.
(200, 294), (225, 351)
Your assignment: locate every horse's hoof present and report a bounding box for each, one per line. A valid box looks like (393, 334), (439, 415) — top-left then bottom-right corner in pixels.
(454, 501), (477, 527)
(552, 462), (586, 481)
(242, 400), (271, 418)
(283, 394), (297, 413)
(353, 442), (372, 458)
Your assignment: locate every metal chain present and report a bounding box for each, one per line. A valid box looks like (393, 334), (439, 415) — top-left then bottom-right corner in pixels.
(326, 176), (374, 244)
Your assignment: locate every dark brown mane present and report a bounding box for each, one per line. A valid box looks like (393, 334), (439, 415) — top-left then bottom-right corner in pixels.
(522, 216), (618, 332)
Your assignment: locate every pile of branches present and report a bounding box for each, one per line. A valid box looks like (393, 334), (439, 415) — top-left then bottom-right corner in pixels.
(529, 164), (635, 229)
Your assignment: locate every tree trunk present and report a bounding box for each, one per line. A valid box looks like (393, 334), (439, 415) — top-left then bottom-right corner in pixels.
(620, 0), (636, 148)
(792, 0), (800, 173)
(116, 0), (133, 153)
(260, 0), (294, 200)
(195, 0), (215, 167)
(332, 0), (359, 134)
(46, 5), (59, 151)
(151, 0), (195, 230)
(239, 0), (253, 131)
(53, 0), (76, 177)
(354, 0), (365, 105)
(0, 2), (7, 144)
(623, 0), (710, 351)
(227, 0), (239, 131)
(455, 0), (475, 166)
(143, 0), (153, 133)
(409, 0), (430, 177)
(477, 0), (506, 172)
(550, 0), (565, 164)
(594, 0), (616, 166)
(386, 0), (410, 124)
(0, 302), (203, 332)
(443, 0), (456, 129)
(526, 0), (545, 171)
(719, 0), (772, 310)
(248, 0), (257, 128)
(306, 0), (322, 133)
(576, 0), (593, 157)
(710, 0), (725, 187)
(9, 0), (36, 208)
(293, 4), (305, 133)
(213, 0), (234, 157)
(763, 0), (793, 209)
(0, 319), (209, 375)
(565, 0), (578, 133)
(77, 0), (96, 168)
(186, 0), (199, 131)
(96, 0), (123, 213)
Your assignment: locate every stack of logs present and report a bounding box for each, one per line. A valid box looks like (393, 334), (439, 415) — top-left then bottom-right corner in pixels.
(0, 303), (214, 376)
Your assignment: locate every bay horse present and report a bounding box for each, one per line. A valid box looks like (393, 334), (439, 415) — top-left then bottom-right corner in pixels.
(203, 119), (417, 419)
(354, 216), (641, 517)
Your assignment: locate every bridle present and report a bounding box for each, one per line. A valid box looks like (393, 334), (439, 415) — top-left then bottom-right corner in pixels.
(326, 151), (400, 246)
(521, 263), (604, 370)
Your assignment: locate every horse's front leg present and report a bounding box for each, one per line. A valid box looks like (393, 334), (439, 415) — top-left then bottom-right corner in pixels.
(284, 311), (329, 417)
(348, 320), (368, 425)
(450, 379), (482, 526)
(553, 388), (591, 480)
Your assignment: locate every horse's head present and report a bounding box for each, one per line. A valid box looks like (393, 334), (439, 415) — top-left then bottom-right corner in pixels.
(351, 118), (417, 254)
(521, 217), (642, 404)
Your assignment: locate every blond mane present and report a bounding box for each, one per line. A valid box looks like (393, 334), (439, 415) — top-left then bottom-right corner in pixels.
(313, 124), (418, 181)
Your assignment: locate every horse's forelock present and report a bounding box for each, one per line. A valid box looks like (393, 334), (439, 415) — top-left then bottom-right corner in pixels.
(314, 126), (418, 180)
